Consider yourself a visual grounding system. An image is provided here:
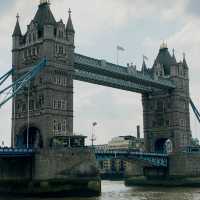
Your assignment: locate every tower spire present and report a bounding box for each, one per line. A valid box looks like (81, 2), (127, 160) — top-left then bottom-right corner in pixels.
(12, 13), (22, 37)
(66, 8), (75, 33)
(68, 8), (72, 16)
(172, 48), (177, 64)
(183, 52), (188, 69)
(142, 56), (147, 74)
(16, 13), (19, 21)
(40, 0), (50, 5)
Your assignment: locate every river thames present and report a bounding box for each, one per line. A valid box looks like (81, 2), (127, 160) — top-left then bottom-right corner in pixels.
(3, 180), (200, 200)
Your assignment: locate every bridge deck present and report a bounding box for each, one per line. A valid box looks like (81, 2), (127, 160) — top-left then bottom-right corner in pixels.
(95, 149), (168, 167)
(74, 53), (176, 93)
(0, 148), (35, 157)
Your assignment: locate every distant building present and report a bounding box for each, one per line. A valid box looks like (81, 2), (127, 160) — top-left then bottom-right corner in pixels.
(108, 135), (144, 151)
(95, 126), (144, 179)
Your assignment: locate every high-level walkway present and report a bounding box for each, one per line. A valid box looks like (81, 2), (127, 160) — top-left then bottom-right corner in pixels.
(74, 53), (176, 93)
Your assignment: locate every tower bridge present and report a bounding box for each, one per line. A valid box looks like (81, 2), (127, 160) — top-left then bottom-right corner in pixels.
(0, 0), (200, 196)
(74, 53), (176, 93)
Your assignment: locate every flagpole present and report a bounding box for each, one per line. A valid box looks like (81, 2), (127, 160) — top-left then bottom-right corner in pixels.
(117, 48), (119, 65)
(116, 45), (125, 65)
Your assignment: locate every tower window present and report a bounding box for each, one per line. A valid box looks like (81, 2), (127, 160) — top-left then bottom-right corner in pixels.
(33, 33), (36, 42)
(39, 95), (44, 107)
(180, 119), (186, 128)
(22, 103), (26, 112)
(166, 120), (170, 127)
(58, 30), (64, 38)
(157, 101), (164, 112)
(29, 100), (34, 111)
(62, 120), (67, 132)
(58, 122), (61, 132)
(58, 100), (61, 109)
(59, 46), (64, 54)
(53, 99), (57, 109)
(28, 49), (31, 57)
(53, 120), (58, 133)
(28, 34), (31, 43)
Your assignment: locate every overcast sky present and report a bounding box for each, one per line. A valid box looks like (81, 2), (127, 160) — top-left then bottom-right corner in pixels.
(0, 0), (200, 146)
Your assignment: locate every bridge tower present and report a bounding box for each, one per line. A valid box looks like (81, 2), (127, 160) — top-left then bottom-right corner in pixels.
(143, 43), (191, 153)
(12, 1), (75, 148)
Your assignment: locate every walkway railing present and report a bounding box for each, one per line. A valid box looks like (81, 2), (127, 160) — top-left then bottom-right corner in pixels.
(0, 148), (35, 157)
(95, 149), (168, 167)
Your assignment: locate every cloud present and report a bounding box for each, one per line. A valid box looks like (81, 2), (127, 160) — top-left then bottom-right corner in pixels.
(186, 0), (200, 17)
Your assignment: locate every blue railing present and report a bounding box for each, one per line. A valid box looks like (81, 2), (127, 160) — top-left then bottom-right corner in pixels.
(0, 148), (35, 157)
(95, 149), (168, 167)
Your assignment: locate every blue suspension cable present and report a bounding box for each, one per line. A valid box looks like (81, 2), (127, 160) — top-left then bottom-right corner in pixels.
(190, 98), (200, 123)
(0, 58), (47, 108)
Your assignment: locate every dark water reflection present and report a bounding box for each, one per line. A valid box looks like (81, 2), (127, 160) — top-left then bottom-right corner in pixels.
(2, 181), (200, 200)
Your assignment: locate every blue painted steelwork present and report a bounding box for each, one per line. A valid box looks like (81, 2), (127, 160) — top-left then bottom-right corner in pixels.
(74, 53), (176, 93)
(182, 146), (200, 153)
(0, 58), (47, 108)
(95, 149), (168, 167)
(0, 148), (35, 157)
(190, 98), (200, 123)
(0, 68), (14, 86)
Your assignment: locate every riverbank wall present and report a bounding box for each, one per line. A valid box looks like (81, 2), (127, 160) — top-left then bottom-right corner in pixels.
(125, 152), (200, 187)
(0, 148), (101, 197)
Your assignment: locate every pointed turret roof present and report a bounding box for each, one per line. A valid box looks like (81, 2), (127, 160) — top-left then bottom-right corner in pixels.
(172, 48), (177, 64)
(153, 43), (176, 75)
(183, 53), (188, 69)
(66, 9), (75, 33)
(13, 14), (22, 37)
(142, 60), (147, 72)
(33, 1), (56, 31)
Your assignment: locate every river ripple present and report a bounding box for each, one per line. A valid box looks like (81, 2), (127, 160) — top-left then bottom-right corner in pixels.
(2, 180), (200, 200)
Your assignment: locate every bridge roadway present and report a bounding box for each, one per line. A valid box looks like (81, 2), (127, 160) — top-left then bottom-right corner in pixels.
(94, 149), (168, 167)
(74, 53), (176, 93)
(0, 148), (35, 157)
(0, 148), (168, 167)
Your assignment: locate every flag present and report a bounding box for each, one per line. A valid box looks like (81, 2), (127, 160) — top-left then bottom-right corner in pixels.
(143, 55), (148, 61)
(117, 45), (125, 51)
(92, 122), (97, 126)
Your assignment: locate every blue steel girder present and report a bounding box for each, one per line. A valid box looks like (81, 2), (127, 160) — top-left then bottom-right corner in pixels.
(0, 148), (35, 157)
(190, 98), (200, 123)
(74, 53), (176, 93)
(95, 150), (168, 167)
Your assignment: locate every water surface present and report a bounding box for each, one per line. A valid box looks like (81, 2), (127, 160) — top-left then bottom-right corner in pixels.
(3, 180), (200, 200)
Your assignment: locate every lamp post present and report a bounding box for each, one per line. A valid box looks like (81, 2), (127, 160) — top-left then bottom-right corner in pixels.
(26, 84), (30, 149)
(91, 122), (97, 147)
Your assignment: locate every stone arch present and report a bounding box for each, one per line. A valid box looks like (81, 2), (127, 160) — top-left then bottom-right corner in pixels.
(16, 125), (43, 149)
(154, 138), (168, 153)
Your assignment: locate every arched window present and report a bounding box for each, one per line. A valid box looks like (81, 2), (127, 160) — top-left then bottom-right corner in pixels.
(28, 34), (31, 43)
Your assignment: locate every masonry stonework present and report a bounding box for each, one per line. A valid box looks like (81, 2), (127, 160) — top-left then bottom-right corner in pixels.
(142, 45), (191, 153)
(12, 2), (74, 149)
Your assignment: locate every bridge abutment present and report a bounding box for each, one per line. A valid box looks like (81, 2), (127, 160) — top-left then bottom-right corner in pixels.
(0, 148), (101, 197)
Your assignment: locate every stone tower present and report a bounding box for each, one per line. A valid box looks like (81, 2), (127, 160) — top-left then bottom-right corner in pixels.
(12, 1), (75, 148)
(142, 43), (191, 153)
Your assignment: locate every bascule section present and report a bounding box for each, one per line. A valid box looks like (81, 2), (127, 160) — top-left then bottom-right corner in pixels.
(12, 1), (75, 149)
(142, 44), (191, 153)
